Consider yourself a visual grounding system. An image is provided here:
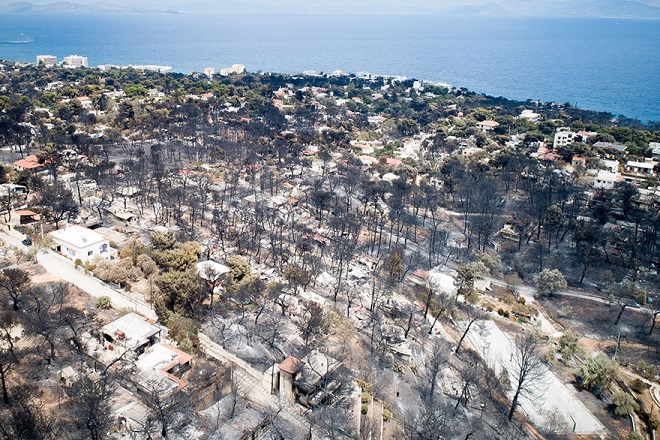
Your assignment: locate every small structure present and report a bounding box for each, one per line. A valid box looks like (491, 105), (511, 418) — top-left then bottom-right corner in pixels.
(277, 356), (305, 403)
(58, 366), (82, 388)
(196, 260), (231, 293)
(380, 325), (412, 360)
(294, 351), (342, 407)
(275, 351), (343, 407)
(14, 209), (39, 225)
(600, 159), (620, 173)
(426, 269), (457, 295)
(571, 156), (586, 169)
(50, 224), (114, 262)
(576, 130), (597, 142)
(100, 312), (162, 355)
(518, 109), (540, 122)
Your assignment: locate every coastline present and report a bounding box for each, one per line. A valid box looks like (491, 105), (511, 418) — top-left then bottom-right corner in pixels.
(1, 13), (658, 122)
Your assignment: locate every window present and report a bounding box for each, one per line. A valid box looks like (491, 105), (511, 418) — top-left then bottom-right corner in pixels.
(88, 251), (93, 256)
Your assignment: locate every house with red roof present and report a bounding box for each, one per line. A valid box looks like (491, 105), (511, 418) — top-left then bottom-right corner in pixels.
(13, 155), (47, 172)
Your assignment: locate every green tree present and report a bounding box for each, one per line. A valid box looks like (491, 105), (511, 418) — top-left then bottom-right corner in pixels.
(454, 262), (487, 303)
(534, 269), (567, 298)
(150, 230), (176, 251)
(151, 241), (200, 272)
(226, 255), (254, 294)
(612, 391), (639, 417)
(578, 352), (619, 396)
(154, 269), (203, 320)
(558, 329), (581, 363)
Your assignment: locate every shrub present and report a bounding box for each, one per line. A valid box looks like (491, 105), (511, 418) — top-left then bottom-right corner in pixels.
(361, 392), (372, 404)
(382, 408), (392, 422)
(96, 296), (112, 309)
(361, 404), (369, 415)
(517, 296), (526, 305)
(74, 258), (83, 269)
(630, 378), (646, 394)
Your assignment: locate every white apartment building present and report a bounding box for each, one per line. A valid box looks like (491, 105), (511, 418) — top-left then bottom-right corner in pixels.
(553, 127), (576, 149)
(36, 55), (57, 67)
(203, 67), (215, 79)
(62, 55), (88, 68)
(220, 63), (246, 76)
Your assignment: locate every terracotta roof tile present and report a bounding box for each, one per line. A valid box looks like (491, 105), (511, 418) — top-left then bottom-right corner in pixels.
(279, 356), (304, 374)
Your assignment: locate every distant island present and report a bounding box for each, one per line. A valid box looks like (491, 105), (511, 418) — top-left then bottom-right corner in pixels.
(0, 1), (180, 14)
(2, 0), (660, 18)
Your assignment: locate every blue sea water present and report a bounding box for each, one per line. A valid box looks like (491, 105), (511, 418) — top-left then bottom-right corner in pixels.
(0, 12), (659, 122)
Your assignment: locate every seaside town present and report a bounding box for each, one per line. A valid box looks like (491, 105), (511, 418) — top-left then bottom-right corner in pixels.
(0, 55), (659, 440)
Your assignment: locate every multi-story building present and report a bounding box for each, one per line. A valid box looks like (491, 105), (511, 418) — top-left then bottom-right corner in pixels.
(219, 63), (246, 76)
(203, 67), (215, 79)
(62, 55), (88, 68)
(36, 55), (57, 67)
(553, 127), (576, 149)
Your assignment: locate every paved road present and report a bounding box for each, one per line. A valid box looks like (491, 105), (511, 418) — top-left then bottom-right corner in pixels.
(484, 275), (655, 316)
(0, 228), (157, 320)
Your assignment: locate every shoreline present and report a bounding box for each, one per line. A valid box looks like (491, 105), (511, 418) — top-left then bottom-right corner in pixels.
(1, 58), (658, 125)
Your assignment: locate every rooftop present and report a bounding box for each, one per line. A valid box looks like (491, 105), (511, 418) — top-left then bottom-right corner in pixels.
(279, 356), (304, 375)
(196, 260), (231, 279)
(13, 154), (46, 170)
(477, 120), (499, 127)
(294, 351), (341, 394)
(134, 343), (191, 397)
(101, 313), (161, 350)
(50, 224), (107, 249)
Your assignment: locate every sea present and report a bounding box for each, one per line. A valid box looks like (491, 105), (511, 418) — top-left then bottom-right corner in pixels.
(0, 12), (659, 122)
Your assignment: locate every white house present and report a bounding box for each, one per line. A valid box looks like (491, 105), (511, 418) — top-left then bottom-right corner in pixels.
(553, 127), (576, 149)
(50, 224), (113, 262)
(518, 109), (540, 122)
(626, 160), (656, 177)
(594, 169), (623, 190)
(650, 142), (660, 160)
(600, 159), (619, 173)
(476, 120), (499, 131)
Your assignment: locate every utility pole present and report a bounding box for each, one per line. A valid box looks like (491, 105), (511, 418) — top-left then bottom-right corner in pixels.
(613, 332), (621, 361)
